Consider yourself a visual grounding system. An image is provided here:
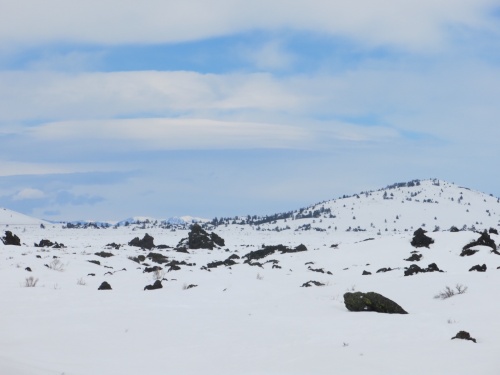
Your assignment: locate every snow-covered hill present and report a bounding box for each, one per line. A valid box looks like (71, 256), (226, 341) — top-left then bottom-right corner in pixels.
(0, 179), (499, 375)
(0, 207), (48, 226)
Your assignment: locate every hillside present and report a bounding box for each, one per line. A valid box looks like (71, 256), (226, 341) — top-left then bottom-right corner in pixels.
(0, 178), (499, 375)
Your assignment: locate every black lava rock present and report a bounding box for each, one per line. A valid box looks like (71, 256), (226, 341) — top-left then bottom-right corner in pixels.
(452, 331), (476, 343)
(405, 253), (422, 262)
(98, 281), (112, 290)
(469, 264), (487, 272)
(301, 280), (325, 287)
(404, 263), (443, 276)
(2, 231), (21, 246)
(129, 233), (155, 250)
(462, 230), (497, 253)
(410, 228), (434, 248)
(344, 291), (408, 314)
(95, 251), (114, 258)
(144, 280), (163, 291)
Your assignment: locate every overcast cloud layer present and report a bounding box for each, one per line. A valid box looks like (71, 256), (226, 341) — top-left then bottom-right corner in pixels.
(1, 0), (499, 221)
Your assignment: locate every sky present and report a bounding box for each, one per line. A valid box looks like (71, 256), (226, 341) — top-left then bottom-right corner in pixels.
(1, 0), (500, 222)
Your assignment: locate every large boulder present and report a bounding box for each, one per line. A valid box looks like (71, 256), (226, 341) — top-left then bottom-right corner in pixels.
(2, 231), (21, 246)
(452, 331), (476, 343)
(98, 281), (112, 290)
(344, 292), (408, 314)
(144, 280), (163, 291)
(462, 230), (497, 253)
(128, 233), (155, 249)
(410, 228), (434, 248)
(177, 224), (225, 250)
(404, 262), (444, 276)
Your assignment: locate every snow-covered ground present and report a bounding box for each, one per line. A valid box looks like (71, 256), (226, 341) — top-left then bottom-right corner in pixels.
(1, 179), (499, 374)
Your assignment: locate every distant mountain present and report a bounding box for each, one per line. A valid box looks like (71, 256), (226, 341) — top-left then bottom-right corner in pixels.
(2, 179), (498, 233)
(207, 179), (500, 234)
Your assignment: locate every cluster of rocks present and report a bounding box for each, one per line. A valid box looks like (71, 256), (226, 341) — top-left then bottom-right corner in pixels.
(243, 244), (307, 262)
(34, 239), (65, 248)
(204, 254), (240, 269)
(129, 233), (155, 249)
(2, 231), (21, 246)
(404, 263), (443, 276)
(462, 230), (498, 255)
(175, 224), (225, 251)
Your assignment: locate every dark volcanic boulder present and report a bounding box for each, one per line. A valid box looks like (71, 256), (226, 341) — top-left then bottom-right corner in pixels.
(405, 253), (422, 262)
(146, 252), (169, 264)
(469, 264), (487, 272)
(98, 281), (112, 290)
(489, 227), (498, 235)
(2, 231), (21, 246)
(243, 244), (307, 262)
(460, 249), (479, 257)
(95, 251), (114, 258)
(129, 233), (155, 249)
(452, 331), (476, 343)
(362, 270), (372, 275)
(411, 228), (434, 248)
(35, 239), (54, 247)
(404, 262), (443, 276)
(301, 280), (325, 287)
(376, 267), (394, 273)
(210, 232), (225, 247)
(144, 280), (163, 291)
(179, 224), (225, 250)
(344, 292), (408, 314)
(462, 230), (497, 253)
(243, 247), (277, 261)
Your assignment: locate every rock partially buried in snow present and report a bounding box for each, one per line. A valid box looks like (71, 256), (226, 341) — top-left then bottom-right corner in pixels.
(144, 280), (163, 291)
(128, 233), (155, 250)
(344, 292), (408, 314)
(410, 228), (434, 248)
(98, 281), (112, 290)
(452, 331), (476, 343)
(2, 231), (21, 246)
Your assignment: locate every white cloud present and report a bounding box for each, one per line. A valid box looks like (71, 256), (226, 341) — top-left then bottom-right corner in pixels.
(29, 118), (313, 151)
(0, 71), (305, 122)
(241, 40), (295, 70)
(12, 188), (45, 201)
(0, 0), (497, 51)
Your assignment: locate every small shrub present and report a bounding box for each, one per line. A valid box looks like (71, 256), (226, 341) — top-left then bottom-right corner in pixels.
(24, 276), (39, 287)
(77, 278), (86, 286)
(434, 284), (468, 300)
(48, 259), (65, 272)
(256, 273), (263, 280)
(152, 268), (165, 281)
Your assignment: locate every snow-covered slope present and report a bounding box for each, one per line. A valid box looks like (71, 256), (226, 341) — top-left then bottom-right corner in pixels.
(214, 179), (500, 234)
(1, 179), (499, 375)
(0, 207), (48, 226)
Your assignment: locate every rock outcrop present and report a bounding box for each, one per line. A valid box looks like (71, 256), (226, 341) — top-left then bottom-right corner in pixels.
(2, 231), (21, 246)
(344, 292), (408, 314)
(129, 233), (155, 250)
(98, 281), (112, 290)
(452, 331), (476, 343)
(410, 228), (434, 248)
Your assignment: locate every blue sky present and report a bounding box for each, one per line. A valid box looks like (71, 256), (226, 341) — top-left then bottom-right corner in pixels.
(1, 0), (500, 221)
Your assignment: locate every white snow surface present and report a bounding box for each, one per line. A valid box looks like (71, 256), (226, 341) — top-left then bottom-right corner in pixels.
(1, 179), (500, 374)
